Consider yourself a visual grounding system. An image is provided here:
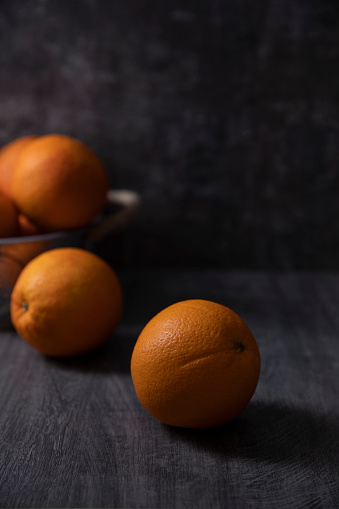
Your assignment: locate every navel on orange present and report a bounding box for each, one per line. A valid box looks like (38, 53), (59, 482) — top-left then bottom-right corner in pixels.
(131, 299), (261, 429)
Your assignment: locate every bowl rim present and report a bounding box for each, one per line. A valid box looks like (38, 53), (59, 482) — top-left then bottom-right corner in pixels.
(0, 227), (87, 245)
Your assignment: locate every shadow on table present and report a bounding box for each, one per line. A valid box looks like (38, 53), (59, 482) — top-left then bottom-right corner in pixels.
(166, 401), (339, 469)
(43, 324), (140, 374)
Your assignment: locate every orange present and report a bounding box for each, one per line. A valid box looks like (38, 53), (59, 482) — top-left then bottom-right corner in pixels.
(0, 190), (19, 238)
(10, 247), (123, 357)
(131, 299), (261, 429)
(0, 135), (37, 197)
(10, 134), (109, 232)
(17, 213), (44, 236)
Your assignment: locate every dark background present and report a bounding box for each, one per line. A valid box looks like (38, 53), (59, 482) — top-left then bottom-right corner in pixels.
(1, 0), (339, 270)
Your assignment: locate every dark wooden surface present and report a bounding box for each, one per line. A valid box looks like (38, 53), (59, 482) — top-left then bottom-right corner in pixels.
(0, 270), (338, 508)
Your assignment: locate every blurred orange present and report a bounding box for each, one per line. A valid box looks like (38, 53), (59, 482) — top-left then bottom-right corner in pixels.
(17, 213), (44, 237)
(10, 134), (109, 232)
(0, 190), (19, 238)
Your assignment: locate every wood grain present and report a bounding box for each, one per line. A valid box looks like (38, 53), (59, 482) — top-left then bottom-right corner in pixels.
(0, 270), (338, 508)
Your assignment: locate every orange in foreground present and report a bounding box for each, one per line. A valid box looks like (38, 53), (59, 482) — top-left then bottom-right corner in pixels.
(131, 300), (261, 429)
(10, 134), (109, 231)
(10, 247), (123, 357)
(0, 135), (37, 197)
(0, 190), (19, 238)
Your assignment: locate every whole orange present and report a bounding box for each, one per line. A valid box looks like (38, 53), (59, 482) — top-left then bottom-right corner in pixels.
(0, 135), (37, 197)
(131, 299), (261, 429)
(10, 247), (123, 357)
(10, 134), (109, 231)
(0, 190), (19, 238)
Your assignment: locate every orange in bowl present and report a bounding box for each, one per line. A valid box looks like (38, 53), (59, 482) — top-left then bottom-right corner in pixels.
(0, 190), (19, 238)
(10, 134), (109, 232)
(0, 135), (37, 197)
(17, 213), (44, 237)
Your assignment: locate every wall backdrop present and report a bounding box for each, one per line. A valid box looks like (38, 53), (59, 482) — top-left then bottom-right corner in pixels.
(1, 0), (338, 269)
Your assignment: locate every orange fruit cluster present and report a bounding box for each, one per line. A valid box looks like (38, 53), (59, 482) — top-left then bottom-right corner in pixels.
(1, 135), (122, 356)
(2, 134), (261, 430)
